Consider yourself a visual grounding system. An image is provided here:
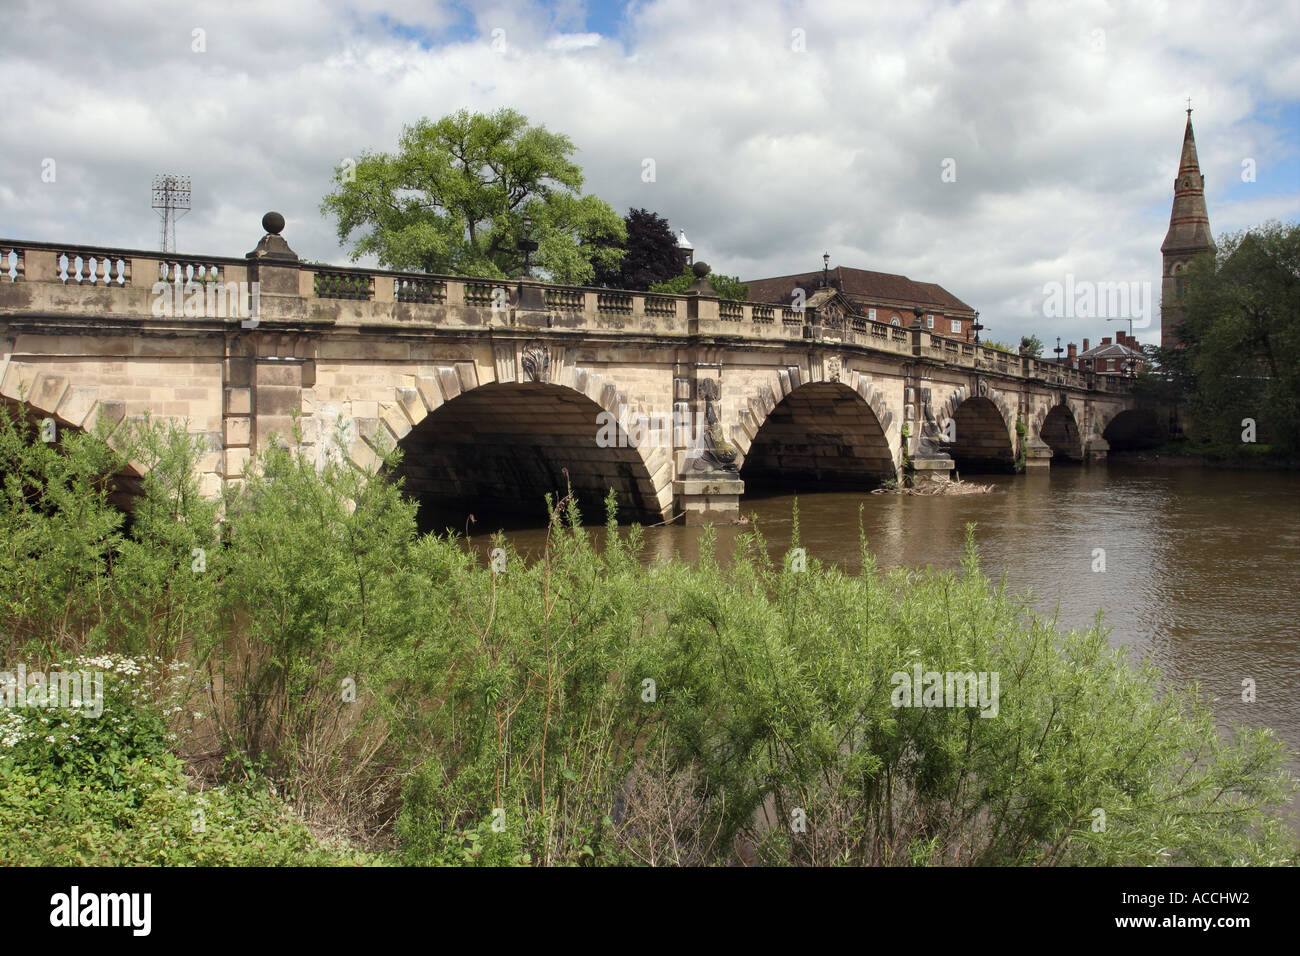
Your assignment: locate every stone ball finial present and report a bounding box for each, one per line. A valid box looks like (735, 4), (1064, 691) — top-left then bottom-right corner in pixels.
(692, 261), (710, 278)
(262, 211), (286, 235)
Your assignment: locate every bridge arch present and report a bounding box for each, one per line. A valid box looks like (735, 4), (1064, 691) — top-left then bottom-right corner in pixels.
(932, 384), (1017, 473)
(0, 363), (127, 447)
(733, 378), (898, 494)
(0, 360), (148, 505)
(1039, 403), (1083, 460)
(1102, 408), (1163, 450)
(330, 348), (674, 531)
(949, 397), (1016, 472)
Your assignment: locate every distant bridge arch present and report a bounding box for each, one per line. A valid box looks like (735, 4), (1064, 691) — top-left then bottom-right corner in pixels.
(1102, 408), (1164, 450)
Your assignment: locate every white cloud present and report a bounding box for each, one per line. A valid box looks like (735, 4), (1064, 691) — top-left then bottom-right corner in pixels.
(1, 0), (1296, 347)
(546, 32), (602, 52)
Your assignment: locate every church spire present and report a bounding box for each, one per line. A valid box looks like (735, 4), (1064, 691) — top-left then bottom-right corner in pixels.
(1161, 106), (1214, 258)
(1160, 106), (1215, 348)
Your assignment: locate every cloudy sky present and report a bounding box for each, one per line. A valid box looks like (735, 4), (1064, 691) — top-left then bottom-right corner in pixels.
(2, 0), (1297, 346)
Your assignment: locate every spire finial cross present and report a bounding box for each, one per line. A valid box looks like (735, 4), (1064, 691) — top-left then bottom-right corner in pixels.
(1186, 96), (1193, 115)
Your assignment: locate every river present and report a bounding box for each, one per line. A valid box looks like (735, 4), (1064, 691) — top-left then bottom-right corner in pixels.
(471, 463), (1300, 825)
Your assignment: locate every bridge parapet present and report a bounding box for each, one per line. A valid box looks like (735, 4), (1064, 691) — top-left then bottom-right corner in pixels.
(0, 236), (1129, 395)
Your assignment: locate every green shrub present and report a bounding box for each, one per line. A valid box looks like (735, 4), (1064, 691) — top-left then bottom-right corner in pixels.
(639, 518), (1296, 865)
(0, 406), (126, 661)
(0, 655), (375, 865)
(0, 410), (1293, 866)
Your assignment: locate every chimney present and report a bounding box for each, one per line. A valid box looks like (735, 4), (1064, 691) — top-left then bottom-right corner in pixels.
(1083, 338), (1090, 351)
(1067, 343), (1077, 360)
(1101, 336), (1112, 346)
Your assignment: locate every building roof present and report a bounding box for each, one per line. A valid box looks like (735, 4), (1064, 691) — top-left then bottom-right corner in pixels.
(742, 266), (975, 312)
(1077, 341), (1142, 360)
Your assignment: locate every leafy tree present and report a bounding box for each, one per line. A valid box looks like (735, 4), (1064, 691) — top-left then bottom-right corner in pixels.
(1127, 345), (1182, 406)
(593, 208), (684, 290)
(1153, 221), (1300, 453)
(1019, 335), (1044, 357)
(650, 265), (748, 302)
(320, 108), (626, 284)
(985, 336), (1042, 356)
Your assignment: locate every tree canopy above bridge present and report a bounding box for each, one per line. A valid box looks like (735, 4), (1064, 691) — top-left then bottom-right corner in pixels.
(320, 108), (626, 285)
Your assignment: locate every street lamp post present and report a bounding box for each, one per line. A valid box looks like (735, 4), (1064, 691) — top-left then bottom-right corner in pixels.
(971, 311), (984, 345)
(1053, 336), (1064, 362)
(821, 252), (830, 289)
(518, 215), (538, 277)
(1108, 315), (1137, 377)
(515, 215), (544, 313)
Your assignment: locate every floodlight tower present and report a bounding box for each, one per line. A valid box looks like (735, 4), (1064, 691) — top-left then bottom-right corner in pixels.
(151, 175), (191, 254)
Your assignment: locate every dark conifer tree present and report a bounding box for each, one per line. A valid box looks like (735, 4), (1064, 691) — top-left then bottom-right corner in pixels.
(594, 208), (683, 290)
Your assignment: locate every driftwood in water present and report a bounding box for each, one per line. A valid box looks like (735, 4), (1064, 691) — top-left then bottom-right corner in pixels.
(872, 478), (995, 496)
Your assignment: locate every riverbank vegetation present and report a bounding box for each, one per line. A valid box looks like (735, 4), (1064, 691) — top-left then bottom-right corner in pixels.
(1143, 220), (1299, 459)
(1, 408), (1294, 866)
(1111, 439), (1297, 468)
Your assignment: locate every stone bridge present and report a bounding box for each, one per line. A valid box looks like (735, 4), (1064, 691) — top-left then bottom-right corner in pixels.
(0, 216), (1140, 526)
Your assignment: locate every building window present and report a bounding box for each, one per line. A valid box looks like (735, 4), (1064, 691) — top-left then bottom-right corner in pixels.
(951, 319), (962, 334)
(890, 316), (901, 326)
(868, 308), (876, 321)
(926, 314), (934, 329)
(1106, 359), (1113, 372)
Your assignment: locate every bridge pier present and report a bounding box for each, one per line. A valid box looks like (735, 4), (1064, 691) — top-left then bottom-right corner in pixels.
(674, 474), (745, 525)
(1023, 436), (1053, 469)
(909, 456), (955, 488)
(1083, 434), (1110, 463)
(905, 382), (955, 486)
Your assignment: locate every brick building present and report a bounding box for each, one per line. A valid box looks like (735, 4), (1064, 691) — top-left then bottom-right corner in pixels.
(742, 265), (979, 342)
(1059, 329), (1146, 375)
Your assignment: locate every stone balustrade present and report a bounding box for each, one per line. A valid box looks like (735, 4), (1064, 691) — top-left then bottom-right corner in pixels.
(0, 247), (24, 282)
(156, 258), (228, 285)
(394, 275), (446, 304)
(0, 237), (1126, 392)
